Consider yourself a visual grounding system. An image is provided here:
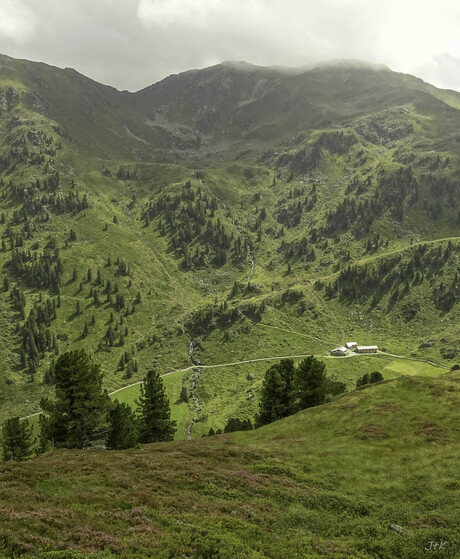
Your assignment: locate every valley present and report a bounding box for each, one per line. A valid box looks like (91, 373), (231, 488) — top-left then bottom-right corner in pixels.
(1, 52), (460, 558)
(1, 54), (460, 432)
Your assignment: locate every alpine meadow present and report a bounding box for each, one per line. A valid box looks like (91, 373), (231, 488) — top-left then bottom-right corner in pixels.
(0, 53), (459, 558)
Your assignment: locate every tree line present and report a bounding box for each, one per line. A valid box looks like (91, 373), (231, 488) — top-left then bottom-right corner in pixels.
(2, 350), (176, 460)
(321, 241), (460, 311)
(142, 181), (248, 270)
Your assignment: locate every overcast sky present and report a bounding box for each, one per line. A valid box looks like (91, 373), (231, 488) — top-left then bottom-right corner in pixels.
(1, 0), (460, 92)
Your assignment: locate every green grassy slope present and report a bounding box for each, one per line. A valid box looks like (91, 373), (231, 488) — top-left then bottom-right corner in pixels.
(1, 372), (459, 558)
(1, 55), (460, 431)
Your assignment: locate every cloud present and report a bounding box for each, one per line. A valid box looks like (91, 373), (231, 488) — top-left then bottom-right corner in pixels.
(0, 0), (36, 43)
(416, 53), (460, 92)
(0, 0), (459, 92)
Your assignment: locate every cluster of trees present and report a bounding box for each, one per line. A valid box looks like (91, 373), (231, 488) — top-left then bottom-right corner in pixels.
(276, 143), (322, 176)
(356, 371), (384, 388)
(277, 200), (303, 228)
(116, 167), (137, 181)
(0, 145), (29, 170)
(117, 350), (138, 377)
(323, 196), (378, 238)
(280, 288), (304, 304)
(3, 174), (88, 240)
(9, 171), (61, 203)
(50, 123), (72, 142)
(1, 350), (176, 461)
(205, 417), (253, 437)
(20, 299), (59, 378)
(324, 241), (460, 311)
(142, 181), (247, 270)
(356, 110), (414, 144)
(240, 300), (266, 323)
(223, 417), (253, 433)
(323, 166), (421, 240)
(275, 182), (319, 229)
(8, 247), (63, 288)
(279, 236), (316, 263)
(426, 173), (460, 210)
(432, 272), (460, 312)
(376, 166), (418, 219)
(186, 303), (240, 337)
(317, 130), (358, 155)
(274, 131), (356, 182)
(255, 357), (346, 428)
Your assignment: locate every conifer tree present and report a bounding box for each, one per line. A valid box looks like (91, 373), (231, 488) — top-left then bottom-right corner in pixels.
(294, 355), (327, 410)
(106, 400), (138, 450)
(1, 417), (35, 461)
(39, 350), (111, 449)
(255, 360), (294, 428)
(137, 369), (176, 443)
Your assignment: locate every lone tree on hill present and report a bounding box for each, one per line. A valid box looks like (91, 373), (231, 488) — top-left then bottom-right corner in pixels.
(137, 369), (176, 443)
(39, 350), (111, 449)
(1, 417), (35, 461)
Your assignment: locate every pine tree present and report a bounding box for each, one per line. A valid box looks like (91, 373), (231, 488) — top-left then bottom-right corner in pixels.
(39, 350), (111, 449)
(294, 355), (327, 410)
(137, 369), (176, 443)
(255, 364), (288, 428)
(1, 417), (35, 461)
(106, 400), (138, 450)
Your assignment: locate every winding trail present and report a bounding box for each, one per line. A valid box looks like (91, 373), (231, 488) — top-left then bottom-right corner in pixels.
(12, 345), (450, 427)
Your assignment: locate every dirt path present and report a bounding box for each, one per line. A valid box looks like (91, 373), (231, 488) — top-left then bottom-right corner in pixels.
(15, 348), (448, 424)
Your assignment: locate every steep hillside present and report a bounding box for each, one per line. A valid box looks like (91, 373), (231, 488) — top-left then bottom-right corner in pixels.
(1, 54), (460, 435)
(1, 372), (459, 558)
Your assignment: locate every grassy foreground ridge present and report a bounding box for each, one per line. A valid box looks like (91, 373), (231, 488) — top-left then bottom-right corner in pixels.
(1, 372), (459, 558)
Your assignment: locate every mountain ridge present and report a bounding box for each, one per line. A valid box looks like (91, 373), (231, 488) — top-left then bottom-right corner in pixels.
(1, 52), (460, 434)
